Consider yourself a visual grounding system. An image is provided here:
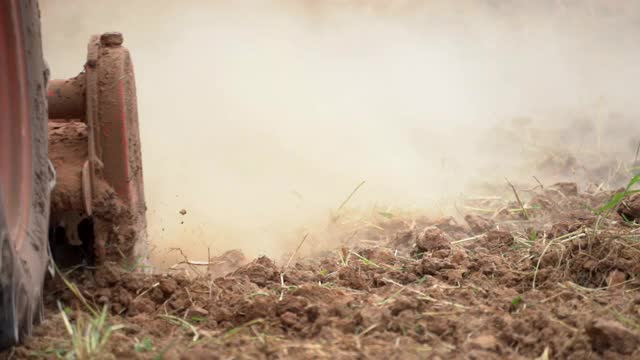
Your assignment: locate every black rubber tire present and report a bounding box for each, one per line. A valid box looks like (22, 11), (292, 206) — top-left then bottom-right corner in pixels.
(0, 0), (51, 350)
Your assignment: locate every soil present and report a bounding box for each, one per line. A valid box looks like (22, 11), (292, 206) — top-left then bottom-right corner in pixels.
(3, 175), (640, 360)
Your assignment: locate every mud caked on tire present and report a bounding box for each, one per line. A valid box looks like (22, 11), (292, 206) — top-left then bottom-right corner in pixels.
(0, 0), (52, 349)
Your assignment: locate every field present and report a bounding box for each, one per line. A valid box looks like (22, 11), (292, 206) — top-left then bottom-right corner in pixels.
(4, 150), (640, 359)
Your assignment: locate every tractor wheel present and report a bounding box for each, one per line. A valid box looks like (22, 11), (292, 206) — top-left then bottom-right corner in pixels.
(0, 0), (51, 349)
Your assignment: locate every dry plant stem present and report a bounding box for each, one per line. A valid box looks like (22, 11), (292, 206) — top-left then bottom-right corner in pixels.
(532, 235), (570, 290)
(451, 234), (486, 245)
(54, 262), (99, 317)
(169, 247), (204, 276)
(533, 176), (544, 190)
(506, 177), (529, 220)
(382, 278), (468, 309)
(283, 233), (309, 272)
(334, 180), (367, 219)
(278, 233), (309, 301)
(158, 315), (200, 342)
(134, 282), (160, 301)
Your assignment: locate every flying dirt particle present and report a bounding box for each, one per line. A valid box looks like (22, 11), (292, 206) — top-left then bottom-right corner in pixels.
(179, 209), (187, 215)
(586, 319), (640, 354)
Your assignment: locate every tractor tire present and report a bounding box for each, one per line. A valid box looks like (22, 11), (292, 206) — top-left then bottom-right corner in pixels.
(0, 0), (51, 350)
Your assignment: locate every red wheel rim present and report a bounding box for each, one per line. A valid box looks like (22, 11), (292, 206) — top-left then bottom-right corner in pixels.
(0, 0), (32, 249)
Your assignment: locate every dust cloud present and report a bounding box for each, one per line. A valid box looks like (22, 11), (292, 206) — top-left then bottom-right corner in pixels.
(40, 1), (640, 266)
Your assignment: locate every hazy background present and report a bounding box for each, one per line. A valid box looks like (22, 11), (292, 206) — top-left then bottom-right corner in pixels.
(40, 0), (640, 266)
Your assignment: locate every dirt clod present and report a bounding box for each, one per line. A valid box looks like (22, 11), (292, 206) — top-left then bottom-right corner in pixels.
(159, 277), (178, 295)
(485, 230), (514, 248)
(586, 319), (640, 354)
(415, 227), (451, 254)
(95, 262), (121, 287)
(607, 270), (627, 288)
(465, 214), (495, 233)
(467, 335), (501, 352)
(619, 193), (640, 221)
(128, 297), (156, 316)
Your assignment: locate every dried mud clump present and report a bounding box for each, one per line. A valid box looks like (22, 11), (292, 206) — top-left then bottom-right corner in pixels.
(484, 230), (514, 248)
(586, 319), (640, 355)
(414, 227), (451, 254)
(465, 335), (504, 359)
(618, 193), (640, 221)
(233, 256), (280, 287)
(465, 214), (495, 233)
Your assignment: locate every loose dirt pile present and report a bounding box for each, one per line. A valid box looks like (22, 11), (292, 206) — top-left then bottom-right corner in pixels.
(4, 176), (640, 359)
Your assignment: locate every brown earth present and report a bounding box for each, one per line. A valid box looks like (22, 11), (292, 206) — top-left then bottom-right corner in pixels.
(3, 178), (640, 359)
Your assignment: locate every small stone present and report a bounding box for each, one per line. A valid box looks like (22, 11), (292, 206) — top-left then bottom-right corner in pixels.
(179, 209), (187, 216)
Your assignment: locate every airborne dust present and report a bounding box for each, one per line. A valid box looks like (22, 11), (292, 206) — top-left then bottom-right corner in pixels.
(40, 1), (640, 267)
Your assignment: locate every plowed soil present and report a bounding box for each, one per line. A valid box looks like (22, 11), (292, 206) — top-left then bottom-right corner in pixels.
(4, 175), (640, 359)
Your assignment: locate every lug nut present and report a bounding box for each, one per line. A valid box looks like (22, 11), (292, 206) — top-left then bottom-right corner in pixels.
(100, 32), (123, 47)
